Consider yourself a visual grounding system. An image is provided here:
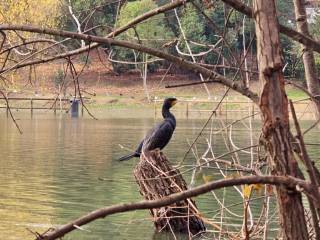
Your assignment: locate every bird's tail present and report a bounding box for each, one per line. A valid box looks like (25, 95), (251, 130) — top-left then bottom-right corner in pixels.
(118, 153), (136, 161)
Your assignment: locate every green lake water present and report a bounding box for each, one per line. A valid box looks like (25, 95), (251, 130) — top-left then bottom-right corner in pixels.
(0, 110), (319, 240)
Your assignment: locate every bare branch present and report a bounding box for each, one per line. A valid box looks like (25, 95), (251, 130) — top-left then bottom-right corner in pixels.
(0, 0), (191, 74)
(36, 174), (312, 240)
(0, 38), (66, 55)
(68, 0), (85, 48)
(0, 24), (259, 103)
(0, 90), (22, 134)
(0, 30), (6, 52)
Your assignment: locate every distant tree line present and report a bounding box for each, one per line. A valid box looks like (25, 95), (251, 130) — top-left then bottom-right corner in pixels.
(59, 0), (320, 79)
(0, 0), (319, 79)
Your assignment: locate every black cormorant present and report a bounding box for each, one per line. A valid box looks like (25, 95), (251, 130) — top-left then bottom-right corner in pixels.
(118, 97), (177, 161)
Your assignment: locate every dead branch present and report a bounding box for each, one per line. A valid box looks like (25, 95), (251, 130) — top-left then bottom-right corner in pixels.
(0, 90), (22, 134)
(290, 101), (320, 186)
(0, 38), (66, 54)
(165, 79), (222, 88)
(35, 174), (312, 240)
(0, 30), (6, 52)
(176, 36), (255, 166)
(0, 0), (190, 74)
(192, 1), (246, 80)
(289, 100), (320, 239)
(0, 24), (259, 103)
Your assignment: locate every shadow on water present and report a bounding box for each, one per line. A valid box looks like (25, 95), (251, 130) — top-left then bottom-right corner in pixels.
(0, 110), (319, 239)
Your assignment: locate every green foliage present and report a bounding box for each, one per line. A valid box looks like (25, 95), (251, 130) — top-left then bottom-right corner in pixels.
(179, 3), (223, 65)
(315, 53), (320, 75)
(79, 54), (91, 65)
(180, 4), (206, 45)
(59, 0), (118, 46)
(275, 0), (295, 26)
(113, 0), (174, 72)
(274, 0), (297, 77)
(310, 12), (320, 38)
(53, 68), (65, 87)
(281, 35), (296, 76)
(117, 0), (173, 46)
(154, 0), (180, 36)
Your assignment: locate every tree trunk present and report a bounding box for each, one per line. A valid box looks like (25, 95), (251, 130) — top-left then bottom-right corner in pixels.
(253, 1), (309, 239)
(292, 0), (320, 115)
(133, 150), (206, 236)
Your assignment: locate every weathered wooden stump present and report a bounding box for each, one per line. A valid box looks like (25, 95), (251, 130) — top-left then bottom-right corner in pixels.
(133, 150), (206, 236)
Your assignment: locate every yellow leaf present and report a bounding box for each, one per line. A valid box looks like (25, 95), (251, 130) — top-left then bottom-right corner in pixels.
(224, 173), (241, 179)
(202, 174), (213, 183)
(243, 184), (253, 199)
(252, 183), (263, 195)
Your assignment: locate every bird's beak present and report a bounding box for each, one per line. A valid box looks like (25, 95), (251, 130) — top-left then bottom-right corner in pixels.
(171, 99), (177, 106)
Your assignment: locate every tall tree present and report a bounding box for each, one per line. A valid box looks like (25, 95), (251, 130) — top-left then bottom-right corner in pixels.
(253, 0), (309, 238)
(292, 0), (320, 114)
(61, 0), (118, 35)
(0, 0), (60, 41)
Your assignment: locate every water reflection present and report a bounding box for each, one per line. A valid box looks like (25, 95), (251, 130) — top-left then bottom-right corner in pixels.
(0, 112), (319, 239)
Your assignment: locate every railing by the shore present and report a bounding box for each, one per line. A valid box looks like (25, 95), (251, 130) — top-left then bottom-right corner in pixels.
(0, 97), (316, 120)
(0, 97), (72, 116)
(153, 98), (317, 119)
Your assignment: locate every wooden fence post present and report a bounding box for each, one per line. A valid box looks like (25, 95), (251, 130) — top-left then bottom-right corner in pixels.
(154, 101), (157, 119)
(186, 102), (189, 118)
(31, 98), (33, 116)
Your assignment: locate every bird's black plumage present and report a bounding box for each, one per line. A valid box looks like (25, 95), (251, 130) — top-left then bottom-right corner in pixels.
(118, 97), (177, 161)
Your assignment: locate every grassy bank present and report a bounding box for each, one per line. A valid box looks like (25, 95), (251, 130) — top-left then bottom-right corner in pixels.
(2, 69), (313, 119)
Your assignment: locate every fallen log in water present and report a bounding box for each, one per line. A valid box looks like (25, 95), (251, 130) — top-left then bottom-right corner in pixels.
(134, 150), (206, 236)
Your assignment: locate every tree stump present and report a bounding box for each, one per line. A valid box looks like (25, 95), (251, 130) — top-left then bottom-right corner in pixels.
(133, 150), (206, 236)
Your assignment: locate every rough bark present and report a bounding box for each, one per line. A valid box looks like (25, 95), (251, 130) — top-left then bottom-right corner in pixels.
(253, 1), (309, 239)
(134, 150), (206, 235)
(293, 0), (320, 115)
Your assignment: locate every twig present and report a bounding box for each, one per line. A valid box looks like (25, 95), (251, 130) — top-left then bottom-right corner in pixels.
(303, 118), (320, 135)
(68, 55), (98, 120)
(0, 30), (6, 52)
(157, 63), (173, 88)
(176, 34), (255, 167)
(0, 90), (22, 134)
(165, 79), (219, 88)
(172, 3), (211, 98)
(289, 100), (320, 238)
